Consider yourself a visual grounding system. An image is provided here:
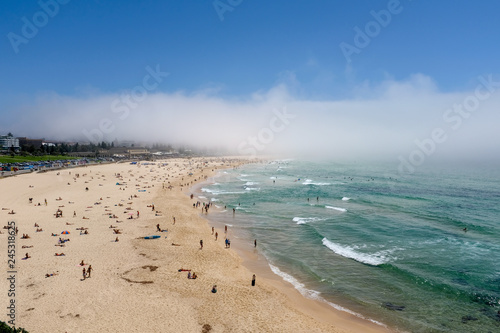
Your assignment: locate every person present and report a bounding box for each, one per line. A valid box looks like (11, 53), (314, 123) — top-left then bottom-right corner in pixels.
(252, 274), (256, 286)
(87, 265), (92, 278)
(187, 271), (191, 279)
(211, 227), (214, 235)
(192, 272), (197, 279)
(80, 260), (85, 266)
(215, 232), (218, 241)
(25, 253), (31, 259)
(82, 267), (86, 280)
(200, 239), (203, 249)
(225, 238), (228, 248)
(254, 239), (257, 248)
(225, 225), (228, 233)
(157, 224), (161, 232)
(211, 285), (217, 293)
(115, 237), (119, 242)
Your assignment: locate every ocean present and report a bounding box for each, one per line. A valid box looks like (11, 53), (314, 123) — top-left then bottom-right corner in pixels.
(197, 159), (500, 333)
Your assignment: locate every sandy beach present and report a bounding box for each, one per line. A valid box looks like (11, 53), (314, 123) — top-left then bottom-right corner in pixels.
(0, 158), (392, 333)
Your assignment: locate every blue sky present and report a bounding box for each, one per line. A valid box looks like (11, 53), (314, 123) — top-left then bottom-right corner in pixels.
(1, 0), (499, 162)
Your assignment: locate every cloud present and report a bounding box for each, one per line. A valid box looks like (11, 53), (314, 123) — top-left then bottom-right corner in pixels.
(4, 73), (500, 162)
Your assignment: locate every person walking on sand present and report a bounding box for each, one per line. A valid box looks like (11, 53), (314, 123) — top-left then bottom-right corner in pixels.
(254, 239), (257, 248)
(200, 239), (203, 249)
(87, 265), (92, 278)
(82, 267), (86, 280)
(137, 211), (139, 218)
(215, 232), (218, 241)
(225, 225), (227, 234)
(252, 274), (256, 286)
(212, 227), (214, 235)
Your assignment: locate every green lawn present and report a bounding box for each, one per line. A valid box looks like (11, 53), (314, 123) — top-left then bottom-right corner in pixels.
(0, 155), (78, 164)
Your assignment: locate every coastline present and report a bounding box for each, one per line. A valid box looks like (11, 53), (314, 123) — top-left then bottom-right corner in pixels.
(0, 157), (392, 332)
(193, 168), (394, 333)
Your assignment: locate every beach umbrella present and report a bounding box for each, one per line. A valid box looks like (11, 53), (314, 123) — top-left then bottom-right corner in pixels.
(61, 231), (70, 234)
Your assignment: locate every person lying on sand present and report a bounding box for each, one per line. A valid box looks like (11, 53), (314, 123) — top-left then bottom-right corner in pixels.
(113, 229), (122, 234)
(82, 217), (89, 219)
(22, 245), (33, 248)
(55, 253), (65, 256)
(66, 222), (74, 225)
(8, 210), (15, 214)
(178, 268), (191, 272)
(36, 228), (43, 232)
(171, 243), (181, 246)
(109, 225), (117, 228)
(21, 234), (30, 239)
(55, 244), (65, 247)
(45, 272), (59, 277)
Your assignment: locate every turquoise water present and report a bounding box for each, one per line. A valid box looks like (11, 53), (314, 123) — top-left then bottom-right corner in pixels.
(200, 160), (500, 333)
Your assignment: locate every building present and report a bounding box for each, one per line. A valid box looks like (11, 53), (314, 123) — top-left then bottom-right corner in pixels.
(17, 137), (44, 149)
(0, 135), (20, 152)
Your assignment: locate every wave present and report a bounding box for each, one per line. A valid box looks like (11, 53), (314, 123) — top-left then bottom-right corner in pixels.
(211, 198), (219, 202)
(325, 206), (347, 212)
(341, 197), (351, 201)
(201, 188), (245, 196)
(322, 238), (389, 266)
(198, 195), (207, 199)
(245, 187), (260, 191)
(293, 217), (324, 225)
(244, 181), (259, 186)
(302, 179), (331, 186)
(268, 263), (386, 327)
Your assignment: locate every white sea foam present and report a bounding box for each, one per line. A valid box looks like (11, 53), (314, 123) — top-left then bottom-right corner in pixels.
(325, 206), (347, 212)
(322, 238), (388, 266)
(341, 197), (351, 201)
(201, 188), (245, 195)
(211, 198), (219, 202)
(198, 195), (207, 199)
(268, 262), (386, 327)
(293, 217), (324, 225)
(245, 187), (260, 191)
(302, 179), (331, 186)
(269, 264), (320, 299)
(244, 181), (259, 186)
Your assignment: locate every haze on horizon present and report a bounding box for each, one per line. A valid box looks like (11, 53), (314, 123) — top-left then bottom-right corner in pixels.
(1, 0), (499, 165)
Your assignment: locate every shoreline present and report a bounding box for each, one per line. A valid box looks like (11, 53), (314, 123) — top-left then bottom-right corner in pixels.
(1, 157), (392, 332)
(192, 168), (393, 333)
